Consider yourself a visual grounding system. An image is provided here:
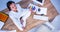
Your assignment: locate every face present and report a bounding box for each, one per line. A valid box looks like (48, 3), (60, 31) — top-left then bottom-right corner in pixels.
(10, 3), (17, 12)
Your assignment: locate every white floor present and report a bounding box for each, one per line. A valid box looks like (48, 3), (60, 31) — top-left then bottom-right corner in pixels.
(51, 15), (60, 32)
(50, 0), (60, 14)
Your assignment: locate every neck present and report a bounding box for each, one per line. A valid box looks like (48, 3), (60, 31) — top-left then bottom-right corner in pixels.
(13, 10), (18, 12)
(15, 10), (18, 12)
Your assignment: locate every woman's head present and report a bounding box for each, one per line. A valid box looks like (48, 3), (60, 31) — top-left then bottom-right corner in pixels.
(7, 1), (17, 11)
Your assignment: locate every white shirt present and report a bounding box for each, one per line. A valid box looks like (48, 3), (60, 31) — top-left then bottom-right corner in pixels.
(9, 4), (31, 31)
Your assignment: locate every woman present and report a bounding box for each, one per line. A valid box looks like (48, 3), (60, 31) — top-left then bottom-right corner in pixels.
(7, 1), (31, 31)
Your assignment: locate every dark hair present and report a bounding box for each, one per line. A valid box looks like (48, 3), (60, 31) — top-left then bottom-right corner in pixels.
(7, 1), (15, 11)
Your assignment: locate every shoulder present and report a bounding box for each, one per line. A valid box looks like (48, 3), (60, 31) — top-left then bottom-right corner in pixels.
(16, 4), (22, 12)
(9, 11), (14, 16)
(16, 4), (21, 8)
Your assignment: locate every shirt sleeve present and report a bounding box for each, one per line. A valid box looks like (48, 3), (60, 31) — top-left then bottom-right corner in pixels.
(22, 9), (31, 27)
(9, 13), (23, 31)
(16, 4), (22, 12)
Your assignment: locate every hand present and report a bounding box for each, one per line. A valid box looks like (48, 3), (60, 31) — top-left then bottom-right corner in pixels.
(20, 17), (24, 25)
(22, 26), (25, 29)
